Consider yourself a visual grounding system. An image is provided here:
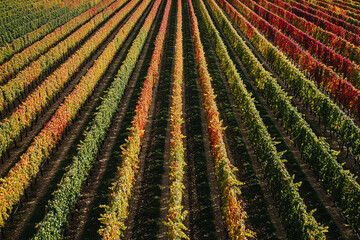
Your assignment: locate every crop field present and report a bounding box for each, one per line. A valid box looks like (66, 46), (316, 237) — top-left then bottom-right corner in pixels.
(1, 0), (360, 239)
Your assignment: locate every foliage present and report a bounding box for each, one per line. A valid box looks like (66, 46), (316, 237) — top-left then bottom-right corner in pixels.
(98, 0), (171, 237)
(202, 0), (327, 238)
(224, 0), (360, 172)
(214, 0), (360, 232)
(240, 0), (360, 89)
(222, 0), (360, 117)
(255, 0), (360, 67)
(0, 0), (100, 65)
(0, 0), (128, 111)
(268, 0), (360, 46)
(31, 0), (159, 237)
(163, 0), (189, 238)
(0, 0), (147, 229)
(0, 0), (138, 161)
(188, 0), (254, 238)
(0, 0), (116, 84)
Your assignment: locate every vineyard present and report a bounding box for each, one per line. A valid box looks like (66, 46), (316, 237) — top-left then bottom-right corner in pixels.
(1, 0), (360, 239)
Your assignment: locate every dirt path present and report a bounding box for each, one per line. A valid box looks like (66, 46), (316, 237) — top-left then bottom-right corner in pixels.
(120, 49), (162, 238)
(0, 2), (148, 239)
(0, 0), (140, 179)
(74, 4), (171, 238)
(179, 46), (191, 240)
(157, 84), (172, 239)
(157, 1), (192, 238)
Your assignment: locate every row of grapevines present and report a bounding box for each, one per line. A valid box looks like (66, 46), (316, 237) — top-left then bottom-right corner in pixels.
(292, 0), (360, 27)
(0, 0), (127, 109)
(339, 0), (360, 7)
(224, 0), (360, 115)
(286, 0), (360, 33)
(312, 0), (357, 18)
(0, 0), (91, 48)
(188, 0), (253, 238)
(332, 0), (360, 9)
(316, 1), (357, 21)
(0, 0), (138, 160)
(215, 0), (360, 232)
(164, 0), (188, 238)
(98, 0), (171, 237)
(0, 0), (34, 6)
(0, 0), (69, 12)
(31, 0), (161, 237)
(304, 0), (358, 19)
(0, 0), (50, 25)
(0, 0), (117, 84)
(315, 0), (360, 13)
(294, 0), (360, 25)
(234, 0), (360, 161)
(200, 0), (327, 238)
(292, 0), (360, 35)
(0, 0), (61, 35)
(0, 0), (40, 14)
(252, 0), (360, 68)
(0, 0), (34, 9)
(240, 0), (360, 89)
(0, 0), (101, 65)
(327, 0), (360, 16)
(0, 0), (152, 229)
(266, 0), (360, 46)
